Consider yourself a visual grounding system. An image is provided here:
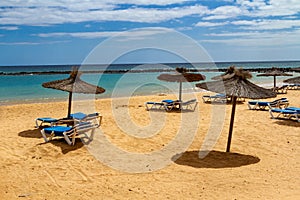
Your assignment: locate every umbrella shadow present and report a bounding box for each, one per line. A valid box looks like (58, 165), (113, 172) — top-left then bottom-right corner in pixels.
(19, 129), (84, 154)
(18, 128), (43, 138)
(274, 120), (300, 127)
(172, 150), (260, 169)
(38, 138), (84, 154)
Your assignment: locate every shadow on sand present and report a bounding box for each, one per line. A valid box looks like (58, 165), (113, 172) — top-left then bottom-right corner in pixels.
(18, 128), (43, 138)
(172, 150), (260, 169)
(38, 139), (84, 154)
(274, 120), (300, 127)
(19, 129), (84, 154)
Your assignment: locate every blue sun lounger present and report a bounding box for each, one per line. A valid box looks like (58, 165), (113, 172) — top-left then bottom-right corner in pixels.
(145, 99), (176, 111)
(268, 106), (300, 122)
(35, 112), (100, 127)
(145, 101), (165, 111)
(248, 98), (289, 110)
(40, 113), (102, 145)
(35, 117), (59, 128)
(202, 94), (227, 104)
(181, 99), (198, 111)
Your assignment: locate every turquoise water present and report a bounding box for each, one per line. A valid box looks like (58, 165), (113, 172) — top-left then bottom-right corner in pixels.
(0, 61), (299, 104)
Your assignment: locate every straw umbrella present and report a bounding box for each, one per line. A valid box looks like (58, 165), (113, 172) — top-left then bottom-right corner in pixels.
(157, 67), (206, 103)
(211, 65), (236, 80)
(283, 76), (300, 84)
(42, 68), (105, 118)
(257, 67), (292, 88)
(196, 67), (276, 152)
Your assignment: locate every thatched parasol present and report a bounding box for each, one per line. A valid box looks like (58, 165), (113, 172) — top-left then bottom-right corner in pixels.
(196, 67), (276, 152)
(211, 65), (236, 80)
(283, 76), (300, 84)
(157, 67), (206, 103)
(257, 67), (292, 88)
(42, 68), (105, 118)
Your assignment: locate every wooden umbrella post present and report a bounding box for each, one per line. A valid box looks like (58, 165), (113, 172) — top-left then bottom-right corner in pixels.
(226, 96), (237, 152)
(67, 92), (72, 118)
(179, 81), (182, 102)
(179, 81), (182, 109)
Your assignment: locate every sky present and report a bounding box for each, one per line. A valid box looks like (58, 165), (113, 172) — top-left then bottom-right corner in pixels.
(1, 0), (300, 65)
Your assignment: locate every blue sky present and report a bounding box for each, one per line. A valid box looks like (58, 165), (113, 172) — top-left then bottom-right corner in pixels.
(1, 0), (300, 65)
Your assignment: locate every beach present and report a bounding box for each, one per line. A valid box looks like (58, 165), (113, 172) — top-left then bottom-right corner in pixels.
(0, 91), (299, 199)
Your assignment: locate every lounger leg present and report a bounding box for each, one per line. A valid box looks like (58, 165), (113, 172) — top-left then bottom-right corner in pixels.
(145, 103), (150, 111)
(40, 129), (49, 142)
(35, 119), (43, 128)
(81, 129), (95, 145)
(63, 132), (73, 145)
(269, 110), (276, 119)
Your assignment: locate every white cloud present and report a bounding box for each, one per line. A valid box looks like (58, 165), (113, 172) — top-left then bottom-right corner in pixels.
(236, 0), (300, 18)
(35, 28), (173, 40)
(0, 40), (69, 45)
(202, 29), (300, 47)
(0, 26), (19, 30)
(0, 3), (208, 25)
(0, 0), (194, 7)
(195, 21), (228, 27)
(232, 19), (300, 30)
(36, 32), (120, 39)
(203, 5), (247, 20)
(202, 0), (300, 21)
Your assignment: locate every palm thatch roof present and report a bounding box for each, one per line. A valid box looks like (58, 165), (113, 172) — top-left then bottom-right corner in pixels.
(42, 70), (105, 94)
(196, 67), (276, 152)
(42, 68), (105, 117)
(256, 67), (293, 88)
(196, 68), (276, 99)
(157, 67), (206, 103)
(256, 69), (292, 77)
(157, 67), (206, 82)
(283, 76), (300, 84)
(211, 65), (236, 80)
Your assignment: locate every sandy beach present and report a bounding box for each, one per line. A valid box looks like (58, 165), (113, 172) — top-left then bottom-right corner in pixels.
(0, 90), (299, 199)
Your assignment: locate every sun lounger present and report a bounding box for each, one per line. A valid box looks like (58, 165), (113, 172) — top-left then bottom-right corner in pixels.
(35, 112), (94, 128)
(145, 99), (178, 111)
(272, 85), (288, 94)
(145, 101), (165, 111)
(146, 99), (198, 112)
(40, 113), (102, 145)
(202, 94), (227, 104)
(35, 117), (59, 128)
(181, 99), (198, 111)
(268, 106), (300, 122)
(248, 98), (289, 110)
(284, 84), (300, 90)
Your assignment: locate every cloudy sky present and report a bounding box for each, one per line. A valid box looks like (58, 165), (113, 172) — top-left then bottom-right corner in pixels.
(1, 0), (300, 65)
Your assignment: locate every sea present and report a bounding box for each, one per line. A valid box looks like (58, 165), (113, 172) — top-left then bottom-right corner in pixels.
(1, 61), (300, 105)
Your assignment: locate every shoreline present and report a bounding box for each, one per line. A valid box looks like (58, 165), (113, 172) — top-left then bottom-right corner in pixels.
(0, 66), (298, 76)
(0, 81), (283, 107)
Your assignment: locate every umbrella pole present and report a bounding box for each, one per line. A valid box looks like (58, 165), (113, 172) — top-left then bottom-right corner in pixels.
(226, 96), (237, 152)
(179, 81), (182, 102)
(274, 76), (276, 88)
(67, 92), (73, 118)
(179, 81), (182, 109)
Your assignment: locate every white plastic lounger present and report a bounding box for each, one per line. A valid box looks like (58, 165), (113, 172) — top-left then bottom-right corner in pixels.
(181, 99), (198, 111)
(268, 106), (300, 122)
(202, 94), (226, 104)
(145, 101), (165, 111)
(248, 98), (289, 110)
(35, 117), (58, 128)
(40, 112), (102, 145)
